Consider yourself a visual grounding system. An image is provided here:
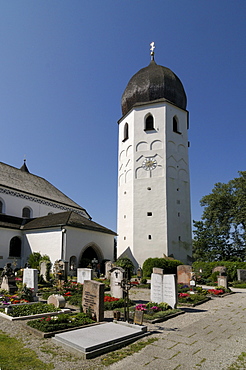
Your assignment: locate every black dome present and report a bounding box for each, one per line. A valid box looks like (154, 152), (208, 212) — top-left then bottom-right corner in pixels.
(121, 60), (187, 116)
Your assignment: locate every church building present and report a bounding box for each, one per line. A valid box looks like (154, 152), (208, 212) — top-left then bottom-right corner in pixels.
(117, 44), (192, 267)
(0, 161), (116, 271)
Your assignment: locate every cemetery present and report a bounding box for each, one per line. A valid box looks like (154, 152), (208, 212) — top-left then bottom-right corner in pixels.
(0, 255), (246, 363)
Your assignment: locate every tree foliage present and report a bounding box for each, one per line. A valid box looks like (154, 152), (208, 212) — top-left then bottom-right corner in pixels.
(142, 258), (182, 278)
(193, 171), (246, 261)
(116, 257), (134, 279)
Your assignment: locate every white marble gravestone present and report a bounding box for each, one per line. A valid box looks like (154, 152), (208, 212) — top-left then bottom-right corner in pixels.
(110, 267), (125, 299)
(150, 270), (163, 303)
(77, 268), (93, 284)
(163, 274), (177, 308)
(23, 268), (38, 293)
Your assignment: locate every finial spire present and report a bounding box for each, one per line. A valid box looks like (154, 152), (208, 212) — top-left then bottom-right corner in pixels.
(150, 41), (155, 60)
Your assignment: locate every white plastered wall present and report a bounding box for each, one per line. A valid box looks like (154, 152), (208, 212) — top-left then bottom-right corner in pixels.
(117, 101), (192, 267)
(64, 227), (114, 265)
(0, 227), (23, 269)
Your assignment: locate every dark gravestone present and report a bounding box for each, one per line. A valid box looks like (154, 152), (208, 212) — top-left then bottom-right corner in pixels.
(237, 269), (246, 282)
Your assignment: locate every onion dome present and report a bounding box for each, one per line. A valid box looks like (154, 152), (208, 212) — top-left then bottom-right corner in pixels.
(121, 59), (187, 116)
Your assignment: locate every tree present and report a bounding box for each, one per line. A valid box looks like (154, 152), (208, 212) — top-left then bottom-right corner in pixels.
(116, 257), (134, 279)
(193, 171), (246, 261)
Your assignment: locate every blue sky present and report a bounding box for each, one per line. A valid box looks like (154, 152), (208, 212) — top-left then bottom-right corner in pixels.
(0, 1), (245, 233)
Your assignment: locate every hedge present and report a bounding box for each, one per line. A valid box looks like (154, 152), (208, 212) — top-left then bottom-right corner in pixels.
(192, 261), (246, 282)
(142, 258), (183, 278)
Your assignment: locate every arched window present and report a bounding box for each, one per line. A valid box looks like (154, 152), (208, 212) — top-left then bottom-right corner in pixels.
(123, 122), (129, 141)
(173, 116), (180, 133)
(145, 115), (154, 131)
(9, 236), (21, 257)
(22, 207), (32, 218)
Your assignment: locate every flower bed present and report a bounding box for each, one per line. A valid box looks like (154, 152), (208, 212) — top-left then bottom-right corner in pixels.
(0, 302), (70, 321)
(207, 287), (232, 297)
(0, 285), (34, 306)
(39, 281), (83, 306)
(104, 295), (133, 311)
(178, 293), (210, 306)
(133, 302), (183, 323)
(26, 312), (96, 337)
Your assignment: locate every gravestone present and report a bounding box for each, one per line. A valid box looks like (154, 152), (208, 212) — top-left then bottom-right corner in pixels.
(105, 261), (113, 279)
(150, 269), (163, 303)
(212, 266), (227, 275)
(177, 265), (192, 285)
(1, 263), (17, 293)
(237, 269), (246, 282)
(23, 268), (38, 294)
(217, 275), (228, 289)
(153, 267), (164, 274)
(163, 274), (177, 309)
(110, 267), (125, 299)
(77, 268), (93, 284)
(47, 294), (66, 308)
(134, 310), (144, 325)
(82, 280), (104, 322)
(40, 261), (49, 282)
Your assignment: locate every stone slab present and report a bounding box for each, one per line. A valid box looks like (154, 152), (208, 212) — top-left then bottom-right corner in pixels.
(53, 321), (148, 358)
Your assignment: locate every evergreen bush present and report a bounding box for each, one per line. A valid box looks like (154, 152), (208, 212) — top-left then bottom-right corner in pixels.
(142, 258), (183, 278)
(193, 261), (246, 282)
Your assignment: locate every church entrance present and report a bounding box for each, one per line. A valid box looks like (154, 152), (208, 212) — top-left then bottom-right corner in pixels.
(79, 246), (98, 267)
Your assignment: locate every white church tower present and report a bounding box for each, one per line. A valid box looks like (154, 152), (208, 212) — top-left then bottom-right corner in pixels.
(117, 43), (192, 267)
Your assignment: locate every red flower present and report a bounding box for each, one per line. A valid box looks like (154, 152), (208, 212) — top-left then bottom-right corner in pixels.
(104, 296), (119, 302)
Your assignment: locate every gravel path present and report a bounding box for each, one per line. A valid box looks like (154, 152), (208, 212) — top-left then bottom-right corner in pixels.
(0, 287), (245, 369)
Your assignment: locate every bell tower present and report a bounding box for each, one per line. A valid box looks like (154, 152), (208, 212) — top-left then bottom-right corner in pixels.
(117, 43), (192, 267)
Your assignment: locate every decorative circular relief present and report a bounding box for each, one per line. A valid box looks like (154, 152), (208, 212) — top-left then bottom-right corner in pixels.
(142, 157), (157, 171)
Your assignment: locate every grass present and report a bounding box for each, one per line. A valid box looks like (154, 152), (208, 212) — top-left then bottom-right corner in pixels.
(228, 352), (246, 369)
(0, 330), (54, 370)
(100, 337), (158, 366)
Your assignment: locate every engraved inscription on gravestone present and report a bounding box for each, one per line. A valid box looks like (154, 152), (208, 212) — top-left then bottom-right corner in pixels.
(134, 310), (144, 325)
(82, 280), (104, 322)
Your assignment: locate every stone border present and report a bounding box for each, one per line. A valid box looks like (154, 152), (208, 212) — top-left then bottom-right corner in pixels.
(0, 302), (39, 309)
(177, 297), (211, 307)
(207, 292), (234, 298)
(0, 308), (71, 321)
(24, 321), (100, 338)
(144, 310), (184, 324)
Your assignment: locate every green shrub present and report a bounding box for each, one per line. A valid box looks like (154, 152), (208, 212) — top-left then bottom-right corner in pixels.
(27, 312), (94, 332)
(193, 261), (246, 282)
(7, 303), (60, 317)
(104, 298), (130, 311)
(142, 258), (183, 278)
(116, 257), (134, 279)
(27, 252), (42, 270)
